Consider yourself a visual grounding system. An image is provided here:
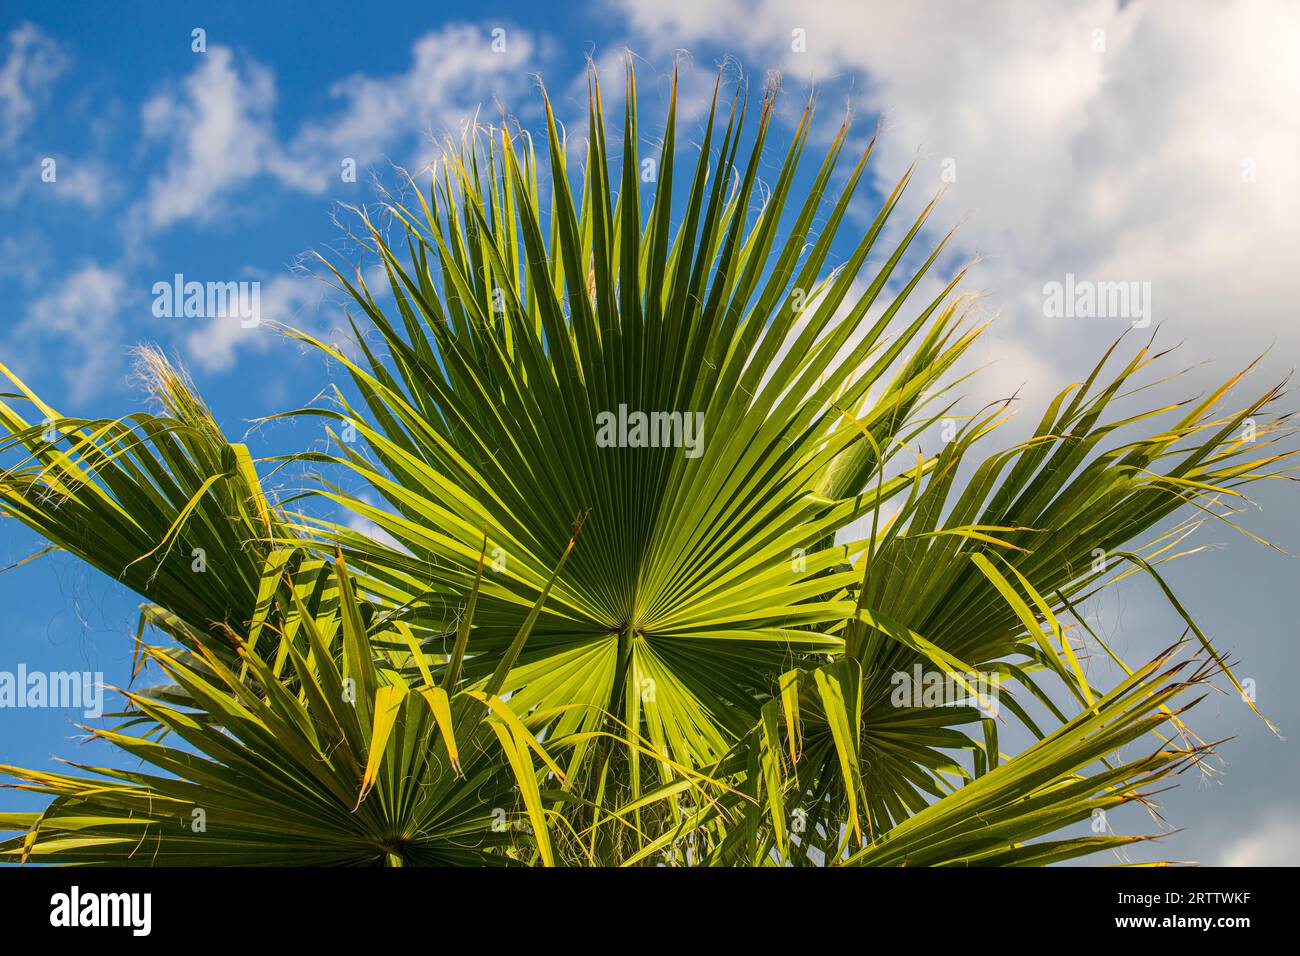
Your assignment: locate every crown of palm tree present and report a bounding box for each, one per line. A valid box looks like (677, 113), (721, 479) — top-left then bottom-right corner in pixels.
(0, 64), (1292, 866)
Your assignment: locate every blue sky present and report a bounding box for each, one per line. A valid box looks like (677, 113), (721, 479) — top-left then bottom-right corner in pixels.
(1, 0), (1297, 864)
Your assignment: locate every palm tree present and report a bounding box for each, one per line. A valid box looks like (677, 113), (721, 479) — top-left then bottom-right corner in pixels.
(0, 66), (1292, 866)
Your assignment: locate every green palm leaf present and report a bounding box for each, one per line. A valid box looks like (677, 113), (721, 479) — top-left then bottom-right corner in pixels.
(0, 548), (574, 866)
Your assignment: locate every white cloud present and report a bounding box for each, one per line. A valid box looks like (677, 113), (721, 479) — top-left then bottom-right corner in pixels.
(180, 271), (327, 373)
(1219, 811), (1300, 866)
(12, 263), (131, 402)
(609, 0), (1300, 393)
(0, 24), (105, 210)
(2, 152), (115, 210)
(178, 260), (396, 373)
(44, 155), (112, 207)
(0, 22), (65, 148)
(136, 46), (280, 232)
(607, 1), (1300, 865)
(274, 23), (545, 191)
(133, 25), (546, 234)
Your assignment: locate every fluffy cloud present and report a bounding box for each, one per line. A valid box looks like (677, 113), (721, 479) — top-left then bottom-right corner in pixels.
(608, 0), (1300, 394)
(181, 271), (326, 373)
(137, 46), (280, 232)
(179, 261), (395, 373)
(11, 263), (131, 402)
(0, 22), (65, 149)
(0, 23), (106, 210)
(608, 0), (1300, 867)
(134, 25), (545, 234)
(274, 23), (545, 191)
